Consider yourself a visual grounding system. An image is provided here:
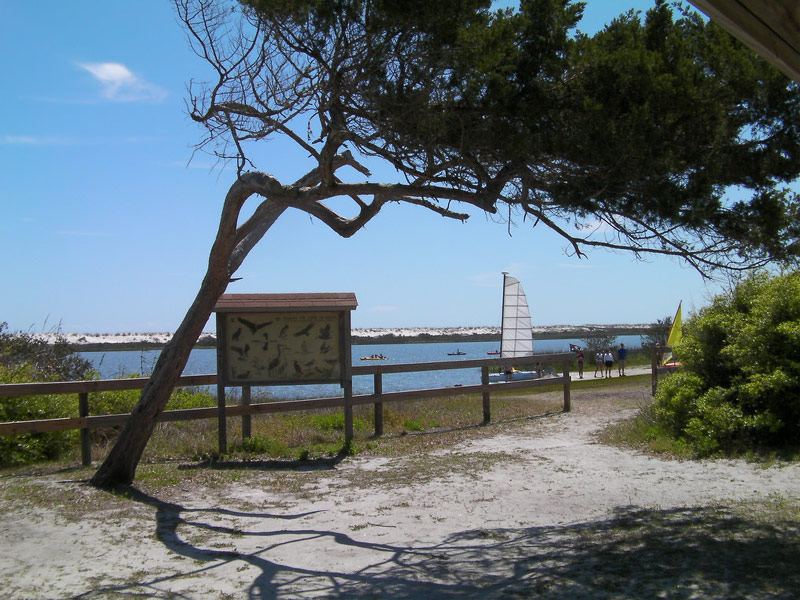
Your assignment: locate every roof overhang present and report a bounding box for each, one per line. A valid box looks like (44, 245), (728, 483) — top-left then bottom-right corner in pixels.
(689, 1), (800, 83)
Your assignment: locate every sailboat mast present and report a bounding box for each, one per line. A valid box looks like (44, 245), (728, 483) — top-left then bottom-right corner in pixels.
(499, 271), (508, 354)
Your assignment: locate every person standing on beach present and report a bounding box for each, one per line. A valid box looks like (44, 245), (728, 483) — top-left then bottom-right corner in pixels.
(576, 351), (584, 379)
(604, 349), (614, 378)
(617, 343), (627, 376)
(594, 351), (602, 377)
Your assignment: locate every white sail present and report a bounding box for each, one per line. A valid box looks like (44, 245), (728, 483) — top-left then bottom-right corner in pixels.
(500, 273), (534, 359)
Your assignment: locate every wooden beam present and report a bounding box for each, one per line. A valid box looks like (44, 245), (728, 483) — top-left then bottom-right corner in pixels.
(690, 0), (800, 83)
(0, 374), (217, 398)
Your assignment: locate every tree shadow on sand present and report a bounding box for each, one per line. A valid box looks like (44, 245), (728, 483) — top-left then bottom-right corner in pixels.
(177, 452), (347, 473)
(72, 489), (800, 600)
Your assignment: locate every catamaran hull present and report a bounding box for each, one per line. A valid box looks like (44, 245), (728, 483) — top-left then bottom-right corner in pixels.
(488, 370), (540, 382)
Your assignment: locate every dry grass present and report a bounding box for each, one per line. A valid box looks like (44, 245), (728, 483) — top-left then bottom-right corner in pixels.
(76, 385), (571, 468)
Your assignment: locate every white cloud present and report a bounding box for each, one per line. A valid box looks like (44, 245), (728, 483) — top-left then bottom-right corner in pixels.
(77, 62), (167, 103)
(57, 230), (113, 237)
(1, 135), (76, 146)
(2, 134), (160, 147)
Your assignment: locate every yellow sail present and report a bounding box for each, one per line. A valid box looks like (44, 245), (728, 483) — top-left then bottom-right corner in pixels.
(666, 302), (682, 347)
(662, 301), (682, 365)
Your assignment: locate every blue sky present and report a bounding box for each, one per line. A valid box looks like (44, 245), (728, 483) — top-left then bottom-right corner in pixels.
(0, 1), (748, 334)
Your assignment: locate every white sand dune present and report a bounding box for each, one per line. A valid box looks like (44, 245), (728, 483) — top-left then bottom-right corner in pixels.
(31, 323), (653, 346)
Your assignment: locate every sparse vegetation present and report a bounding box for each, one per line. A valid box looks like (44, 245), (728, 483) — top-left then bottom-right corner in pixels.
(640, 315), (673, 350)
(579, 334), (619, 355)
(0, 322), (94, 382)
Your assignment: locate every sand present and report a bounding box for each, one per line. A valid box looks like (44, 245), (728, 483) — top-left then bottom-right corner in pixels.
(2, 380), (799, 599)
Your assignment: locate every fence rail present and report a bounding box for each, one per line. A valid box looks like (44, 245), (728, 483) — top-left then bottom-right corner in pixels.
(0, 354), (573, 466)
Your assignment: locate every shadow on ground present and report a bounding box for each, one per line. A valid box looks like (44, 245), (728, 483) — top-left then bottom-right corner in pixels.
(73, 488), (800, 600)
(177, 452), (347, 472)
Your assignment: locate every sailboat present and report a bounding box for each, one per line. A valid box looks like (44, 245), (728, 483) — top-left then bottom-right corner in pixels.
(489, 272), (541, 382)
(662, 301), (682, 366)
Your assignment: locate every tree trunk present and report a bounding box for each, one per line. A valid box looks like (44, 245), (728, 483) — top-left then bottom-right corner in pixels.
(90, 178), (281, 488)
(89, 272), (230, 487)
(89, 159), (358, 488)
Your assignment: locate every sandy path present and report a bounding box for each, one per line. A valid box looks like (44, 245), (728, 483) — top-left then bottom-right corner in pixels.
(2, 384), (799, 599)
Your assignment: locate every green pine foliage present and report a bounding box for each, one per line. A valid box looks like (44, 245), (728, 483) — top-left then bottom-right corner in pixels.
(653, 272), (800, 455)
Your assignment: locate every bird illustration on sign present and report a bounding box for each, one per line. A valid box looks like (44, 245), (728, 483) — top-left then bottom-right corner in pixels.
(224, 312), (341, 383)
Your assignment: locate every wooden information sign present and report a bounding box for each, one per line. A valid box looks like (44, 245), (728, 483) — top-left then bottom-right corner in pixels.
(213, 292), (358, 453)
(214, 293), (357, 387)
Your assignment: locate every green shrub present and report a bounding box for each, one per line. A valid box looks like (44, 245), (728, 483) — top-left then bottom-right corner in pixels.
(0, 324), (218, 466)
(308, 412), (368, 432)
(0, 323), (98, 465)
(652, 372), (706, 437)
(0, 322), (93, 382)
(86, 382), (215, 417)
(240, 435), (290, 457)
(0, 365), (79, 466)
(167, 387), (216, 410)
(402, 419), (425, 432)
(89, 387), (142, 416)
(653, 271), (800, 455)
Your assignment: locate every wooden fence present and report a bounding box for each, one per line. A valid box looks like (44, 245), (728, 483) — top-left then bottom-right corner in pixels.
(0, 354), (572, 466)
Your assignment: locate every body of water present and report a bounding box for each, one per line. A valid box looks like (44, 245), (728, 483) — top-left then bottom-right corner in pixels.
(80, 335), (642, 400)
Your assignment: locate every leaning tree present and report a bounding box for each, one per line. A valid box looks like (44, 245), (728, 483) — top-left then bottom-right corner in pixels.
(91, 0), (800, 487)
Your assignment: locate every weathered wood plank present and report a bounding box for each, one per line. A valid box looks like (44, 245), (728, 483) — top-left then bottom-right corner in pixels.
(0, 374), (217, 398)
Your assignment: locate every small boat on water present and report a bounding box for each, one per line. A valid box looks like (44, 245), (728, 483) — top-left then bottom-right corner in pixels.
(360, 354), (388, 361)
(487, 350), (500, 355)
(447, 350), (467, 356)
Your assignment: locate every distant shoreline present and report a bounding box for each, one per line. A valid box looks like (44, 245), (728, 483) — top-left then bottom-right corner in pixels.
(69, 325), (654, 352)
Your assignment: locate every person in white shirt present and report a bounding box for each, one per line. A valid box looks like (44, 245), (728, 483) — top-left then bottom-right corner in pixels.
(603, 350), (614, 378)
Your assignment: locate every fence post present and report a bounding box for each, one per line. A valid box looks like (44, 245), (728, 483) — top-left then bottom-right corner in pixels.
(373, 372), (383, 436)
(217, 381), (227, 455)
(241, 385), (251, 442)
(344, 380), (354, 447)
(482, 366), (491, 423)
(562, 359), (571, 412)
(79, 392), (91, 466)
(651, 349), (658, 396)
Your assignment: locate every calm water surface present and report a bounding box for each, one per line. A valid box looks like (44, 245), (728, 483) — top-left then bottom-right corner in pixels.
(81, 335), (641, 399)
